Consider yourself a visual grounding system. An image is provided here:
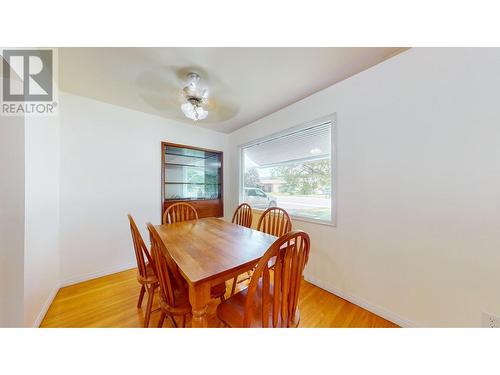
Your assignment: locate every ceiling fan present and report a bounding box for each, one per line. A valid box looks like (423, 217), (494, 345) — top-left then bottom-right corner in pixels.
(136, 66), (238, 123)
(180, 72), (209, 121)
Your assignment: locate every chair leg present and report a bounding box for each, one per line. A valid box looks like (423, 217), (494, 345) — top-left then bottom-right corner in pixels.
(168, 315), (178, 328)
(181, 314), (186, 328)
(137, 285), (146, 308)
(144, 286), (155, 328)
(220, 291), (225, 302)
(230, 276), (238, 296)
(157, 311), (166, 328)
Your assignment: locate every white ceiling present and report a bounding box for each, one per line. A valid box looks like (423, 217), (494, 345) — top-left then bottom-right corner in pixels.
(59, 47), (406, 133)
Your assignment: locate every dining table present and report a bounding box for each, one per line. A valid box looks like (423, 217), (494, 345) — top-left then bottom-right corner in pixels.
(154, 217), (278, 327)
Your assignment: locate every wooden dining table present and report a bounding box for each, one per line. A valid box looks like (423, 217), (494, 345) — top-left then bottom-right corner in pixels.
(154, 217), (277, 327)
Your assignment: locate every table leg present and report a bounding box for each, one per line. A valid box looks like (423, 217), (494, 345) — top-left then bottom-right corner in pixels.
(189, 282), (210, 328)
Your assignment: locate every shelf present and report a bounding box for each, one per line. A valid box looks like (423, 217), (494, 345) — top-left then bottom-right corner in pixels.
(165, 182), (220, 185)
(164, 151), (219, 160)
(165, 197), (220, 202)
(165, 163), (214, 168)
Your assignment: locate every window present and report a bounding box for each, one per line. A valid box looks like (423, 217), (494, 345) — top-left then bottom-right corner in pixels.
(240, 115), (335, 225)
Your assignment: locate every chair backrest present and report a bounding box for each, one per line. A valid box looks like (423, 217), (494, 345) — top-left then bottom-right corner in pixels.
(128, 214), (153, 279)
(146, 223), (187, 306)
(232, 203), (253, 228)
(257, 207), (292, 237)
(243, 230), (310, 328)
(162, 202), (199, 224)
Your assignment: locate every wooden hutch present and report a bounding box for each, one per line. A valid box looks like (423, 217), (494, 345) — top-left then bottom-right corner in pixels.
(161, 142), (223, 219)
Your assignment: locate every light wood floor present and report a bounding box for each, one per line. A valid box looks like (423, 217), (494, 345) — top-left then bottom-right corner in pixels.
(41, 268), (398, 328)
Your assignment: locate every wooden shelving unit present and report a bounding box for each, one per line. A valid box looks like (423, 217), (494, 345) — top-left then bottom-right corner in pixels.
(161, 142), (223, 219)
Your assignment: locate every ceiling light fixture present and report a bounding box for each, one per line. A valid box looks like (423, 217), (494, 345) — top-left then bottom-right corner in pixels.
(181, 72), (209, 121)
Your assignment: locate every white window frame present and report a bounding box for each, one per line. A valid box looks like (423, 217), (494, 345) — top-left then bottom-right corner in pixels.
(238, 113), (337, 227)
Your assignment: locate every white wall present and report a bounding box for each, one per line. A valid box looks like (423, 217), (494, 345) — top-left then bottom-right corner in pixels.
(228, 48), (500, 327)
(24, 116), (61, 327)
(0, 114), (25, 327)
(58, 93), (229, 285)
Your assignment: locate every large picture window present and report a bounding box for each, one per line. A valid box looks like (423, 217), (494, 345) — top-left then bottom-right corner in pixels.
(240, 116), (335, 225)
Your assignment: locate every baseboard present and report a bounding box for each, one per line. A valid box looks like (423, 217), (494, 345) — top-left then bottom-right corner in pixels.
(60, 262), (137, 288)
(32, 286), (59, 328)
(303, 274), (416, 328)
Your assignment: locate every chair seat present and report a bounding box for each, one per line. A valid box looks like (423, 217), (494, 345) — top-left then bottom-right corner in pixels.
(217, 280), (300, 328)
(159, 286), (191, 315)
(137, 263), (158, 284)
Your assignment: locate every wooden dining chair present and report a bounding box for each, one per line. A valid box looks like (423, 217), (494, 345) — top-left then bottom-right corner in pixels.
(217, 230), (311, 328)
(147, 222), (191, 328)
(162, 202), (198, 224)
(232, 203), (253, 228)
(257, 207), (292, 237)
(128, 214), (158, 328)
(229, 203), (254, 295)
(147, 223), (227, 327)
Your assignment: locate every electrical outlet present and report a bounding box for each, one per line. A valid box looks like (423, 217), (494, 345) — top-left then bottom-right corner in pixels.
(482, 312), (499, 328)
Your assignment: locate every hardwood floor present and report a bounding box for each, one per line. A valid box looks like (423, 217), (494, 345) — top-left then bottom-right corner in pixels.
(41, 268), (398, 328)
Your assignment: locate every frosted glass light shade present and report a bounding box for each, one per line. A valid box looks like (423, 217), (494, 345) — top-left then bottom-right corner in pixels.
(181, 102), (208, 121)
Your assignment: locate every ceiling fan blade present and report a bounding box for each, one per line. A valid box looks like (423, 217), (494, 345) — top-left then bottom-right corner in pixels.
(206, 101), (239, 122)
(135, 66), (181, 93)
(138, 92), (184, 117)
(203, 97), (217, 110)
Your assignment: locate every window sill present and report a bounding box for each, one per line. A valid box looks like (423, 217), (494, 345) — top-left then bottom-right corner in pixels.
(251, 208), (336, 228)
